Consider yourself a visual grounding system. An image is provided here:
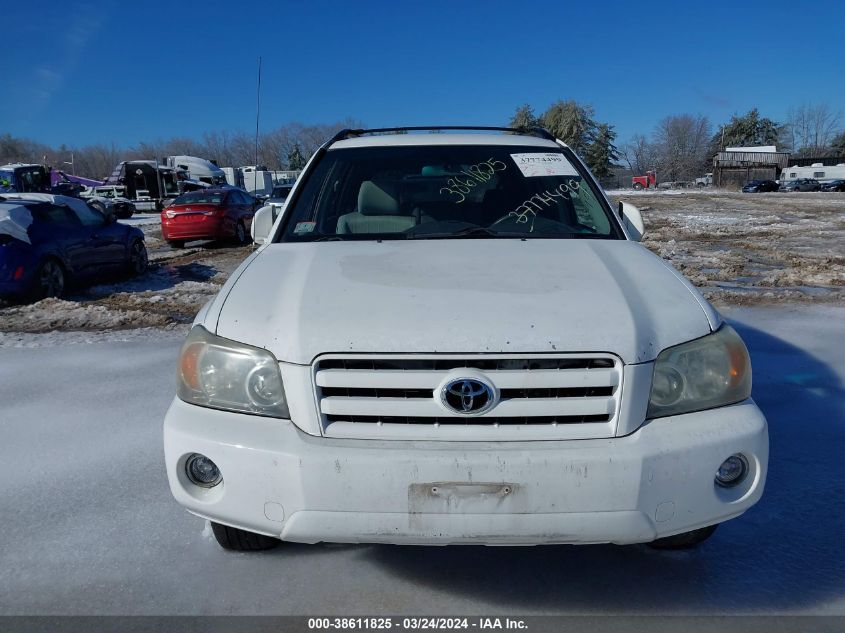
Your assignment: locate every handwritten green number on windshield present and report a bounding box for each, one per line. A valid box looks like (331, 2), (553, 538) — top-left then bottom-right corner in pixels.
(439, 186), (466, 204)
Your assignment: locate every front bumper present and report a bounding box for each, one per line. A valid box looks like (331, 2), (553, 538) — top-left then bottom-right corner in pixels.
(163, 398), (768, 545)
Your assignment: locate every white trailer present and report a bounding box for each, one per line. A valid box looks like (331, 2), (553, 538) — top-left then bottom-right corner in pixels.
(165, 156), (227, 185)
(780, 163), (845, 183)
(222, 167), (243, 188)
(241, 168), (274, 196)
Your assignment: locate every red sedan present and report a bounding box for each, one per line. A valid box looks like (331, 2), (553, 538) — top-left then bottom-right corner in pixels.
(161, 188), (260, 248)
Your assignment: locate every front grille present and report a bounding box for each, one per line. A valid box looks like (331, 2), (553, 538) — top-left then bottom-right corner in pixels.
(320, 386), (614, 399)
(313, 354), (623, 440)
(318, 358), (614, 371)
(325, 414), (611, 425)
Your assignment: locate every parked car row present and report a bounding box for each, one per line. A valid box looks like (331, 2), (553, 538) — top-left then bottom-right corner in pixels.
(742, 178), (845, 193)
(821, 179), (845, 192)
(0, 183), (269, 303)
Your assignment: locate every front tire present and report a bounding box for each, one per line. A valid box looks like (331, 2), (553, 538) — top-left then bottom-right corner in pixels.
(127, 239), (148, 275)
(235, 220), (251, 245)
(33, 258), (65, 300)
(210, 522), (280, 551)
(633, 182), (644, 190)
(648, 524), (718, 550)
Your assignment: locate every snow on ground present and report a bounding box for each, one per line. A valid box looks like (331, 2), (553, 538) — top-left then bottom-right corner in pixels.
(119, 213), (161, 227)
(0, 325), (188, 348)
(0, 304), (842, 615)
(605, 187), (737, 197)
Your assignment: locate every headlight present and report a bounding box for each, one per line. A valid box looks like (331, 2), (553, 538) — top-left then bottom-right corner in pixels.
(177, 326), (289, 418)
(647, 324), (751, 419)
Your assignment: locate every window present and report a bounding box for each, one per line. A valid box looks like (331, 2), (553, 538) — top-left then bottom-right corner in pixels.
(172, 191), (224, 205)
(278, 144), (622, 242)
(814, 172), (825, 178)
(32, 205), (80, 226)
(70, 203), (106, 226)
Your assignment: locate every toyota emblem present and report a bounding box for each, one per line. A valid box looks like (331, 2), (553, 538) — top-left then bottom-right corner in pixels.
(440, 378), (497, 415)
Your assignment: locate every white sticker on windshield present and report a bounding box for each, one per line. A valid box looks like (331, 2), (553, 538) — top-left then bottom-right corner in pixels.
(510, 153), (579, 177)
(294, 221), (316, 234)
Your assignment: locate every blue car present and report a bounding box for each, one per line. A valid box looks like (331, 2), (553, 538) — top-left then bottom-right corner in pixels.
(0, 193), (148, 301)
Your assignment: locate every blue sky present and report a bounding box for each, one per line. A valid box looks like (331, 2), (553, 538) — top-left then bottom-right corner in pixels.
(4, 0), (844, 148)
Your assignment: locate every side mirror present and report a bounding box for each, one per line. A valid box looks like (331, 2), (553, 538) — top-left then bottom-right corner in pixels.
(618, 201), (644, 241)
(251, 205), (275, 245)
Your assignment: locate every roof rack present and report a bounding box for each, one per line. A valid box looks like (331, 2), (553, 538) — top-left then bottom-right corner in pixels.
(324, 126), (557, 146)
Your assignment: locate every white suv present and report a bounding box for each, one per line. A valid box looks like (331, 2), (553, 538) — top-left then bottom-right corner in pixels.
(163, 127), (768, 551)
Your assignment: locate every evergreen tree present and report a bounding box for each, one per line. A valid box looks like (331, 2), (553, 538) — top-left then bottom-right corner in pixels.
(585, 124), (619, 178)
(716, 108), (782, 149)
(540, 100), (598, 156)
(287, 144), (306, 170)
(509, 104), (541, 130)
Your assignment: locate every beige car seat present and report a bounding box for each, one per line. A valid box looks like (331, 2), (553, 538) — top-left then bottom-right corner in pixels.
(336, 181), (416, 234)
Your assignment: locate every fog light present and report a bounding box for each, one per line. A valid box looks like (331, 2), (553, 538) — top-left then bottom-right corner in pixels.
(185, 453), (222, 488)
(715, 454), (748, 488)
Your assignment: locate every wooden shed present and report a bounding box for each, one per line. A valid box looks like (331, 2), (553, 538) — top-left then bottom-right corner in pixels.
(713, 150), (790, 189)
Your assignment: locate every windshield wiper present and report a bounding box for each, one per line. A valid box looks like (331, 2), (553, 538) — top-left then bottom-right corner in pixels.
(406, 227), (529, 240)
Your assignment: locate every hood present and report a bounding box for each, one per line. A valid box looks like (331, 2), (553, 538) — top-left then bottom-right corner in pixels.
(0, 203), (33, 244)
(213, 240), (716, 365)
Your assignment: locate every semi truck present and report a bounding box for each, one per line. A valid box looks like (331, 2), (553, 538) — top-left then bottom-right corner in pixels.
(0, 163), (51, 193)
(632, 170), (657, 190)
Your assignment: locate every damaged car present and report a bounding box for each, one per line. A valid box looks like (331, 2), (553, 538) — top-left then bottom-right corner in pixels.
(0, 193), (147, 301)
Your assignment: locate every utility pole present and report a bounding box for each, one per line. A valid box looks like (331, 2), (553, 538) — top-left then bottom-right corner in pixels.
(255, 57), (262, 169)
(62, 152), (75, 175)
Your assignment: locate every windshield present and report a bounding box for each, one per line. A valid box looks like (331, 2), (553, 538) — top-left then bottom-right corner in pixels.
(277, 144), (622, 241)
(271, 185), (292, 199)
(172, 191), (224, 205)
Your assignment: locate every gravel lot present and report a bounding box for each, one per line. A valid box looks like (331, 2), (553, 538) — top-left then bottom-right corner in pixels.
(1, 190), (843, 336)
(610, 189), (844, 306)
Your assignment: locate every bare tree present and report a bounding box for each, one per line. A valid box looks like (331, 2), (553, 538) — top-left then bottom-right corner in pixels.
(71, 143), (122, 179)
(653, 114), (712, 181)
(786, 103), (842, 155)
(0, 118), (368, 179)
(620, 134), (659, 176)
(0, 133), (50, 165)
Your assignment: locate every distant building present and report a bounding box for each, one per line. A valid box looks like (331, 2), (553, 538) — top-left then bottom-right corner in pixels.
(713, 147), (790, 188)
(725, 145), (777, 153)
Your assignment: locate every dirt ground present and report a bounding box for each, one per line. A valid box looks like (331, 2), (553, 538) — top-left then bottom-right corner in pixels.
(1, 190), (843, 334)
(609, 189), (844, 307)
